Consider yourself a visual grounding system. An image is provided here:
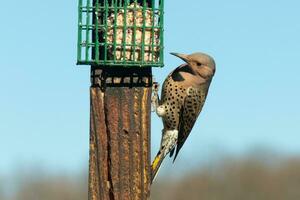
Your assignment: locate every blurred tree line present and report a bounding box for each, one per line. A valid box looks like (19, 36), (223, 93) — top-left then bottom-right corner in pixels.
(1, 153), (300, 200)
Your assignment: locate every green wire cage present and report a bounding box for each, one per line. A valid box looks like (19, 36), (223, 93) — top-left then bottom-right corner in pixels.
(77, 0), (164, 67)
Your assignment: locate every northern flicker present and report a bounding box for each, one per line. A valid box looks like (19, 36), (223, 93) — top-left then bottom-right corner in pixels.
(151, 52), (216, 182)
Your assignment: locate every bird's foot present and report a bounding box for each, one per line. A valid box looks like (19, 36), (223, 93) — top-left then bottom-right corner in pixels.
(151, 81), (160, 112)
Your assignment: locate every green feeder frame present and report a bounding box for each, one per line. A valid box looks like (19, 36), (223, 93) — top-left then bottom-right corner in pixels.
(77, 0), (164, 67)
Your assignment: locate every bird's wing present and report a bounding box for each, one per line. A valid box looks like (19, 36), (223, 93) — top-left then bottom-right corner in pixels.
(172, 85), (209, 161)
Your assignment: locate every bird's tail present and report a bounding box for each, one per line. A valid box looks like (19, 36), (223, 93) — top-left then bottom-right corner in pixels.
(151, 151), (165, 183)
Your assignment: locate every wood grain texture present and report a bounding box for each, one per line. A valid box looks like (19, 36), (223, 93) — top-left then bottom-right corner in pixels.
(89, 67), (152, 200)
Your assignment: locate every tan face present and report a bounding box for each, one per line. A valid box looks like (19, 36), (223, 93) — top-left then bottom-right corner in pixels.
(171, 52), (216, 78)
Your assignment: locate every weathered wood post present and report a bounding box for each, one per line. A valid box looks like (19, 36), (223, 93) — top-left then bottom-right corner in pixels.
(89, 67), (152, 200)
(77, 0), (164, 199)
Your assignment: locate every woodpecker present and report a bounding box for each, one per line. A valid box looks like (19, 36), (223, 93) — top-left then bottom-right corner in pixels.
(151, 52), (216, 182)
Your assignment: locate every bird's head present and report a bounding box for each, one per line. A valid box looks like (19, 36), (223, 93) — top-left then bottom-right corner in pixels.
(170, 52), (216, 79)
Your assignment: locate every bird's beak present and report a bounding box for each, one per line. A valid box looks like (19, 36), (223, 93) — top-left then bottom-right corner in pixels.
(170, 52), (189, 63)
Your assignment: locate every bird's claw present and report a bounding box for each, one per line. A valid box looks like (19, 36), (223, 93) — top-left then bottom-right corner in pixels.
(153, 81), (159, 92)
(151, 82), (160, 112)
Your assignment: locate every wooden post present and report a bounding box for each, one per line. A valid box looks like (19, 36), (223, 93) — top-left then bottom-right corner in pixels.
(89, 66), (152, 200)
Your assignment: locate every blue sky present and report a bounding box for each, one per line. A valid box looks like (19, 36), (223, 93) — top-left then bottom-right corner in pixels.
(1, 0), (300, 175)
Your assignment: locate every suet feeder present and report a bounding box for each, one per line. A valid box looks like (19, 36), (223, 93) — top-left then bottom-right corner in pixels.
(77, 0), (164, 67)
(77, 0), (165, 199)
